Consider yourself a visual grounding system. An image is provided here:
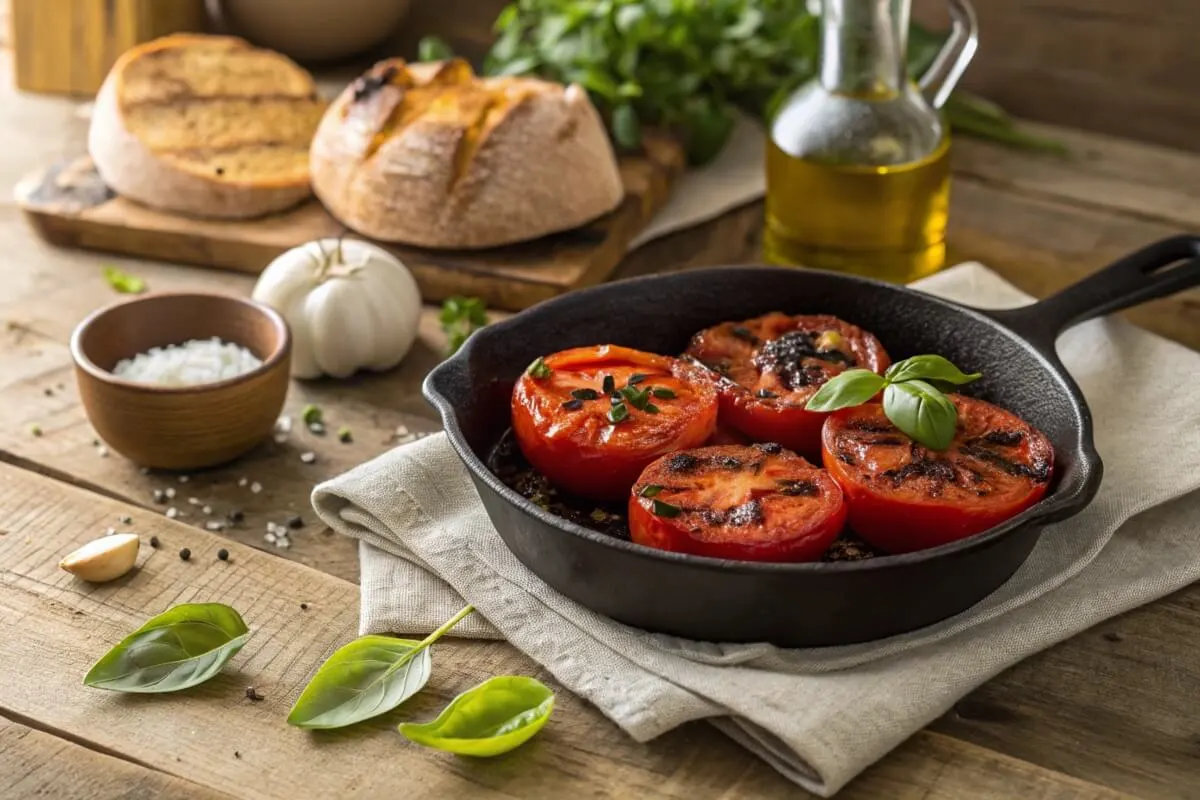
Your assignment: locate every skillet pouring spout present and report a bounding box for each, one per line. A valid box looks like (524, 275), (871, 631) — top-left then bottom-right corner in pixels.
(423, 235), (1200, 646)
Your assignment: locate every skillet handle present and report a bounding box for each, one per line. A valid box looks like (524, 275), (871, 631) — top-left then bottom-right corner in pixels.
(986, 235), (1200, 346)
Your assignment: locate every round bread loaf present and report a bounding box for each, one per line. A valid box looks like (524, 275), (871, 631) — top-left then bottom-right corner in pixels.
(310, 59), (625, 249)
(88, 34), (327, 219)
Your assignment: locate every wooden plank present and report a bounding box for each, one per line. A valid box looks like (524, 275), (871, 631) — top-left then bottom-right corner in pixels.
(0, 462), (1139, 799)
(932, 585), (1200, 799)
(14, 132), (685, 313)
(0, 716), (232, 799)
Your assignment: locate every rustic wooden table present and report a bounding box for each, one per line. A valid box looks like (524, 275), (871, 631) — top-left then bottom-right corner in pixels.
(3, 35), (1200, 800)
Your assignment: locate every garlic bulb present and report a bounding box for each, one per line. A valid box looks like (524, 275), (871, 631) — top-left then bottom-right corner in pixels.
(252, 239), (422, 379)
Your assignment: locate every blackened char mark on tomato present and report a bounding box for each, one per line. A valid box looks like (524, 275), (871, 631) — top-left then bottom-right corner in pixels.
(982, 430), (1024, 447)
(961, 443), (1051, 483)
(777, 479), (819, 496)
(667, 451), (749, 474)
(755, 330), (856, 390)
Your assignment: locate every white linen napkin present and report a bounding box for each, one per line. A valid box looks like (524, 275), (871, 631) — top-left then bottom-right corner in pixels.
(312, 263), (1200, 796)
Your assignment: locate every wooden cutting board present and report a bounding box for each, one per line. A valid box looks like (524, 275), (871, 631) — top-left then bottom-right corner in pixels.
(14, 134), (685, 312)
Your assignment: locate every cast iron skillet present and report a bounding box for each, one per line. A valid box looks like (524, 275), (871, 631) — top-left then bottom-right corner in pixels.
(424, 236), (1200, 647)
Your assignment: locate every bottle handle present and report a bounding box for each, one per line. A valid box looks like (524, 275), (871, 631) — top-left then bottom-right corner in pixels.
(917, 0), (979, 110)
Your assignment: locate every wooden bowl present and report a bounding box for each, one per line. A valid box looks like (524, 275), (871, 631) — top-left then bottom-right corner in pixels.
(70, 292), (291, 470)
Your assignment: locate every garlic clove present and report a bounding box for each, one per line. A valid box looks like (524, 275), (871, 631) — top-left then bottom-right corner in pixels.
(59, 533), (140, 583)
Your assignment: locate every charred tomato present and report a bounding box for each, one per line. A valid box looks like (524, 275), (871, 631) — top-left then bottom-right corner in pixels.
(684, 313), (890, 460)
(822, 396), (1054, 553)
(628, 444), (847, 562)
(512, 345), (718, 501)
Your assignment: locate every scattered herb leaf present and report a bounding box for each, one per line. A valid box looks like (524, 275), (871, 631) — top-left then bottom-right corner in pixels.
(440, 296), (489, 356)
(731, 325), (755, 342)
(644, 403), (660, 414)
(288, 605), (474, 730)
(398, 676), (554, 757)
(639, 484), (663, 497)
(301, 404), (323, 426)
(602, 375), (616, 394)
(608, 403), (629, 423)
(84, 603), (250, 693)
(526, 357), (552, 379)
(651, 387), (675, 399)
(30, 423), (42, 437)
(627, 373), (648, 385)
(337, 426), (353, 443)
(102, 266), (146, 294)
(571, 388), (600, 401)
(562, 398), (584, 411)
(652, 499), (682, 518)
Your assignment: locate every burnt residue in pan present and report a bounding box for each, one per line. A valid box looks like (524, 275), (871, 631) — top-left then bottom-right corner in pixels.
(487, 429), (881, 562)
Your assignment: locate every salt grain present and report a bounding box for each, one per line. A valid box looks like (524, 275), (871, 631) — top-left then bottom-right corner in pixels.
(264, 532), (277, 544)
(97, 446), (109, 457)
(188, 497), (201, 506)
(300, 451), (316, 464)
(237, 477), (248, 487)
(250, 482), (262, 494)
(166, 507), (179, 519)
(179, 475), (189, 484)
(204, 521), (225, 532)
(112, 338), (262, 387)
(165, 487), (176, 499)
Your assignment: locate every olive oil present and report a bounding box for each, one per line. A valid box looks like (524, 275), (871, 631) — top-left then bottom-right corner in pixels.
(764, 136), (951, 283)
(763, 0), (976, 283)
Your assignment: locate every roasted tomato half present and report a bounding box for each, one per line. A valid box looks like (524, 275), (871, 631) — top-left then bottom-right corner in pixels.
(684, 313), (890, 460)
(628, 444), (846, 562)
(822, 396), (1054, 554)
(511, 345), (718, 501)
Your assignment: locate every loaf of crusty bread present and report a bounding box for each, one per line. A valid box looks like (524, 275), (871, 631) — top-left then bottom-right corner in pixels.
(310, 59), (625, 249)
(88, 34), (327, 219)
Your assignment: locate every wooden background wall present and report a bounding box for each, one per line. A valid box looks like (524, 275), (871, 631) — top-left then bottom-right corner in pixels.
(396, 0), (1200, 154)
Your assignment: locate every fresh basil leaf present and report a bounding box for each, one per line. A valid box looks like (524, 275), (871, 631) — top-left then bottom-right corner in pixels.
(884, 355), (981, 386)
(417, 36), (455, 62)
(883, 380), (958, 451)
(804, 369), (887, 412)
(612, 103), (642, 150)
(398, 676), (555, 757)
(102, 266), (146, 294)
(84, 603), (249, 693)
(286, 636), (432, 729)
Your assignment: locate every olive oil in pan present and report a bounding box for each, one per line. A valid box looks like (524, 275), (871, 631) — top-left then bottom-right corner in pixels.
(764, 136), (951, 283)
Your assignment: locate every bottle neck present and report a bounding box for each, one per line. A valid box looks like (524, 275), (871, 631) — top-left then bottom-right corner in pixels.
(819, 0), (909, 98)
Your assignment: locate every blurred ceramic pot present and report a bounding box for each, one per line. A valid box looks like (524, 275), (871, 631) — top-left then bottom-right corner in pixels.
(215, 0), (412, 63)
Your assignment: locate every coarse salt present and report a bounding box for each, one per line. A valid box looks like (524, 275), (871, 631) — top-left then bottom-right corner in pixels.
(112, 338), (262, 387)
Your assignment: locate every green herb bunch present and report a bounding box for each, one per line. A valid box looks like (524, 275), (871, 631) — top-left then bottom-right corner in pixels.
(479, 0), (1065, 164)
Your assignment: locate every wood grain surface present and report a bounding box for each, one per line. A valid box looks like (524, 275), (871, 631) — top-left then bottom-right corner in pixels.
(0, 463), (1142, 799)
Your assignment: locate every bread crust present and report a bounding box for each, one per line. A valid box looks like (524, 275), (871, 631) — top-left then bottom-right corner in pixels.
(88, 34), (320, 220)
(310, 59), (625, 249)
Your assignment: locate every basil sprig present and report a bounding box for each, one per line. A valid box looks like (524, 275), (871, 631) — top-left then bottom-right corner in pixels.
(85, 603), (250, 693)
(399, 676), (555, 757)
(805, 355), (981, 450)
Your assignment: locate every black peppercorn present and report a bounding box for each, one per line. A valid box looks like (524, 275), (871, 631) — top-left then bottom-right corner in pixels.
(217, 548), (229, 561)
(245, 686), (265, 701)
(226, 508), (245, 524)
(179, 547), (191, 561)
(286, 515), (304, 529)
(149, 536), (160, 549)
(300, 602), (309, 610)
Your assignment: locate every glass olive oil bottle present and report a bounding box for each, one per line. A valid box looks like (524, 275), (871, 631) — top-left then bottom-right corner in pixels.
(764, 0), (978, 283)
